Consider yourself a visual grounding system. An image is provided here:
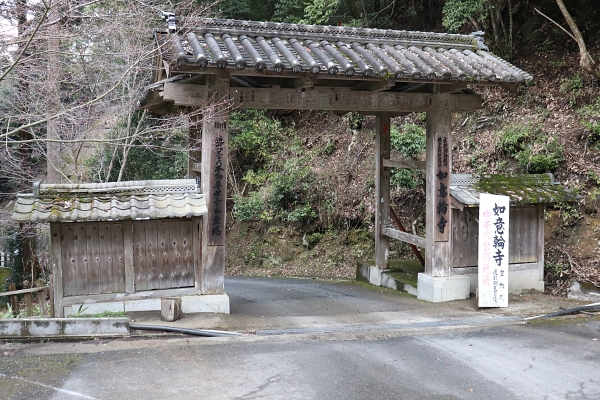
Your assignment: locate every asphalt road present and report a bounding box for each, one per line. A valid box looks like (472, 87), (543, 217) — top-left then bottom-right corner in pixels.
(1, 277), (599, 400)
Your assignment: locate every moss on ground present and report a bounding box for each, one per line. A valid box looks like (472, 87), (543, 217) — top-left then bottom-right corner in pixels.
(387, 259), (424, 288)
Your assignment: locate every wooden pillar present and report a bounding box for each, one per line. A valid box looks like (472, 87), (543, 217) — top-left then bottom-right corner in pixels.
(537, 204), (545, 283)
(200, 73), (230, 295)
(425, 106), (452, 277)
(375, 112), (391, 271)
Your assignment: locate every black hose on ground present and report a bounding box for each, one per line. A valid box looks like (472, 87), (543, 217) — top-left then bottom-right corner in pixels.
(524, 302), (600, 321)
(129, 323), (242, 337)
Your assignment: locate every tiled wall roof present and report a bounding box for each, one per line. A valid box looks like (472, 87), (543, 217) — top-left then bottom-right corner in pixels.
(451, 174), (578, 206)
(12, 179), (207, 223)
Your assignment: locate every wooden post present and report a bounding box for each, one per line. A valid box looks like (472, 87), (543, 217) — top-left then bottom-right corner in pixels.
(23, 281), (33, 316)
(200, 73), (230, 295)
(50, 222), (64, 317)
(537, 204), (545, 283)
(35, 279), (48, 317)
(49, 275), (55, 317)
(8, 282), (18, 317)
(375, 112), (391, 271)
(425, 105), (452, 277)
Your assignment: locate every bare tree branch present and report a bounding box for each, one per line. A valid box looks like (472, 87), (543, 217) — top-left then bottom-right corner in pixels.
(553, 0), (600, 79)
(533, 7), (577, 42)
(0, 2), (52, 83)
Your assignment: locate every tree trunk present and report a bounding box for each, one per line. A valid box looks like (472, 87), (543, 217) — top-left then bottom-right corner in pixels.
(46, 5), (62, 183)
(17, 0), (33, 161)
(555, 0), (600, 79)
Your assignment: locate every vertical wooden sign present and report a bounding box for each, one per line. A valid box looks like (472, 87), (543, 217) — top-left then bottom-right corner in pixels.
(425, 106), (452, 277)
(478, 193), (510, 307)
(206, 121), (228, 246)
(433, 131), (450, 242)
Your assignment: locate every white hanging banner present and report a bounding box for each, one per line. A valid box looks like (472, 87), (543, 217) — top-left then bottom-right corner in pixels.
(478, 193), (510, 308)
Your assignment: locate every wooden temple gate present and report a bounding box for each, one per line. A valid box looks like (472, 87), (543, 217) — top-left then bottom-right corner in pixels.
(146, 17), (532, 302)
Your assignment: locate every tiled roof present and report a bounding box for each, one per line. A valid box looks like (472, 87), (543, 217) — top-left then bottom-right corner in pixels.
(450, 174), (579, 206)
(158, 18), (531, 83)
(12, 179), (207, 223)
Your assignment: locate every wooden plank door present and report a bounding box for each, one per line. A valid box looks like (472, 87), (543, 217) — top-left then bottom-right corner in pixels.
(132, 219), (195, 291)
(60, 221), (126, 296)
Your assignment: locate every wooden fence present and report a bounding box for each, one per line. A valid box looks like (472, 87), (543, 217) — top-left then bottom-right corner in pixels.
(0, 279), (51, 317)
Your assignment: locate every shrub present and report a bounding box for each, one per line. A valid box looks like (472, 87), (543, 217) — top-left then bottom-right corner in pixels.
(559, 74), (584, 107)
(269, 165), (314, 211)
(233, 161), (317, 225)
(286, 204), (317, 224)
(305, 232), (322, 248)
(229, 110), (287, 171)
(496, 123), (539, 155)
(390, 123), (426, 190)
(578, 98), (600, 145)
(516, 140), (564, 173)
(517, 152), (561, 173)
(391, 168), (421, 190)
(390, 123), (426, 158)
(233, 191), (266, 222)
(495, 122), (564, 173)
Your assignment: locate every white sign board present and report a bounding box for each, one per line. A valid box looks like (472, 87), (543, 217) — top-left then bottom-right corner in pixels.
(478, 193), (510, 308)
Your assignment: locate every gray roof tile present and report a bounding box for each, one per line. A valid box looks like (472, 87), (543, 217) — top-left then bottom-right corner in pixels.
(157, 18), (532, 83)
(12, 179), (207, 223)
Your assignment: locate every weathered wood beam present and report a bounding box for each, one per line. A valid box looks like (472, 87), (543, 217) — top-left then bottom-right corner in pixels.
(61, 287), (199, 307)
(383, 227), (426, 248)
(383, 158), (425, 170)
(0, 286), (49, 297)
(163, 83), (483, 113)
(353, 78), (395, 92)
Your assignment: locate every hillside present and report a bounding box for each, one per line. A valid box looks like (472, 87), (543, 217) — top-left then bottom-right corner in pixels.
(225, 45), (600, 296)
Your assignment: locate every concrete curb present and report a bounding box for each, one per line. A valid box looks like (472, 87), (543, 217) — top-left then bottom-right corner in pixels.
(0, 318), (130, 339)
(357, 262), (418, 296)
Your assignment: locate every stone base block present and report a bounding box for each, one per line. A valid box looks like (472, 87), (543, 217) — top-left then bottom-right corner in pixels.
(417, 273), (471, 303)
(161, 297), (182, 322)
(64, 294), (230, 316)
(181, 294), (230, 314)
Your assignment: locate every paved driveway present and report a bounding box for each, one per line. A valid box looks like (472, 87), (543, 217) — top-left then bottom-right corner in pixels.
(1, 277), (599, 399)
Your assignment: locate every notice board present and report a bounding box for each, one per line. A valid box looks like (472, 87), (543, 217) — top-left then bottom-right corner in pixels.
(478, 193), (510, 307)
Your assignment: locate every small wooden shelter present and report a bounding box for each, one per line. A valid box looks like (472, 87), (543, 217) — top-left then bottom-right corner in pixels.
(11, 179), (228, 317)
(449, 173), (578, 294)
(144, 16), (533, 302)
